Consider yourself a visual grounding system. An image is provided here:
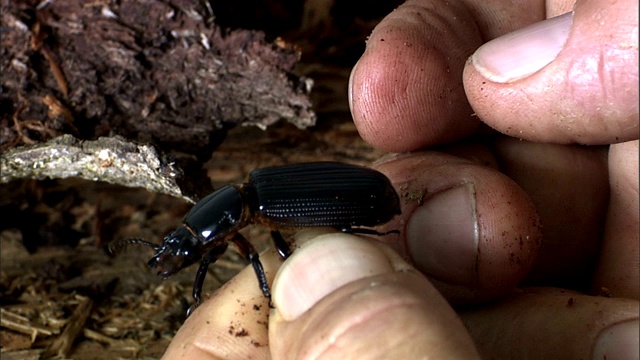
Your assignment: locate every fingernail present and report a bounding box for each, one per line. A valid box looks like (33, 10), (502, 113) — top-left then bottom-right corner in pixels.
(471, 11), (573, 83)
(273, 234), (394, 321)
(406, 184), (479, 285)
(593, 320), (640, 360)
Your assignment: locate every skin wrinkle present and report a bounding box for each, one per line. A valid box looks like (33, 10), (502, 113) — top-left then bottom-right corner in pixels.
(460, 0), (545, 40)
(402, 4), (459, 45)
(192, 337), (231, 360)
(552, 78), (585, 138)
(192, 329), (262, 360)
(382, 49), (411, 106)
(400, 2), (478, 59)
(565, 48), (618, 140)
(503, 87), (543, 137)
(319, 312), (419, 359)
(562, 5), (638, 138)
(618, 159), (639, 200)
(596, 48), (608, 112)
(303, 287), (425, 359)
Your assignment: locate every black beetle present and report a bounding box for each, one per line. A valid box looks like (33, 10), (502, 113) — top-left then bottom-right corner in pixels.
(110, 162), (401, 314)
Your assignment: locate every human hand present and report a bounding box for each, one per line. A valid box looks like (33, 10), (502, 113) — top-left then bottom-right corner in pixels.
(163, 0), (638, 358)
(348, 0), (639, 357)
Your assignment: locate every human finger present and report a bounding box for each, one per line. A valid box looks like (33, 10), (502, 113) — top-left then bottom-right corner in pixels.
(592, 140), (640, 300)
(464, 0), (639, 144)
(373, 152), (542, 304)
(489, 137), (610, 289)
(460, 287), (640, 359)
(161, 249), (281, 359)
(348, 0), (546, 151)
(269, 230), (481, 359)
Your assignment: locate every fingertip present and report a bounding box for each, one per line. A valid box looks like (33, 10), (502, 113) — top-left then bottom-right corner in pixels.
(269, 232), (480, 359)
(349, 1), (480, 152)
(460, 287), (640, 359)
(465, 3), (639, 144)
(272, 232), (397, 321)
(269, 229), (423, 320)
(376, 152), (542, 303)
(162, 251), (279, 359)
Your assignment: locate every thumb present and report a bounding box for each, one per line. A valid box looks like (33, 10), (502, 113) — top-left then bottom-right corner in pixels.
(268, 230), (480, 359)
(464, 0), (638, 144)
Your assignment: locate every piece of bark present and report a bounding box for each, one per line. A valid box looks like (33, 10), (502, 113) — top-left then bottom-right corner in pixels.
(0, 134), (197, 203)
(1, 0), (315, 158)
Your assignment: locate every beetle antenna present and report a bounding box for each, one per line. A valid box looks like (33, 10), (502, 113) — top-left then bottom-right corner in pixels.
(108, 238), (161, 255)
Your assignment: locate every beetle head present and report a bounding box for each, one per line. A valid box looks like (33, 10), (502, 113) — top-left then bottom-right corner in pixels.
(108, 227), (204, 279)
(148, 226), (202, 278)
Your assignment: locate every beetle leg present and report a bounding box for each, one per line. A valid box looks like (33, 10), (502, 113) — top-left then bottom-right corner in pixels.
(270, 230), (292, 259)
(229, 233), (271, 299)
(339, 226), (400, 236)
(188, 243), (228, 317)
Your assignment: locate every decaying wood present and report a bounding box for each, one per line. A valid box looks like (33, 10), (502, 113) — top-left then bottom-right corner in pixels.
(0, 308), (58, 342)
(43, 295), (93, 358)
(1, 0), (315, 159)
